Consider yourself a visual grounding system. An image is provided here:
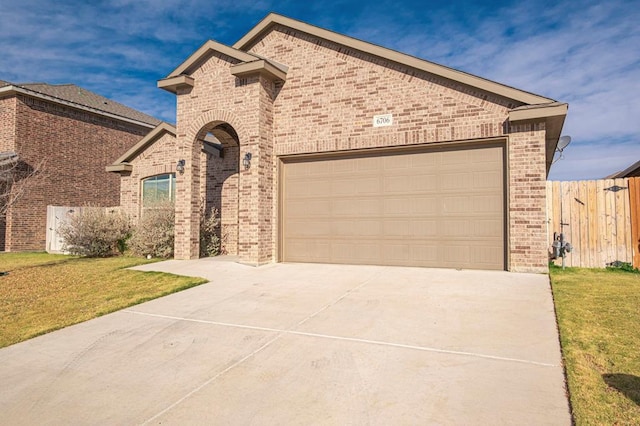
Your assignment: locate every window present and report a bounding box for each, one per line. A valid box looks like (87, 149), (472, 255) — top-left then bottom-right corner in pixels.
(142, 174), (176, 207)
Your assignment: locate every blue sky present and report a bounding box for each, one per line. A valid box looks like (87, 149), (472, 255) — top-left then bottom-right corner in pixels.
(1, 0), (638, 180)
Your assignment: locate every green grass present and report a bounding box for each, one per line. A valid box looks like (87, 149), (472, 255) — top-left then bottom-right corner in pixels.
(550, 266), (640, 425)
(0, 252), (207, 348)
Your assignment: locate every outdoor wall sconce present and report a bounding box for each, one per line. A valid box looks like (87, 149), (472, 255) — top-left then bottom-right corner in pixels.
(176, 159), (185, 174)
(243, 152), (252, 170)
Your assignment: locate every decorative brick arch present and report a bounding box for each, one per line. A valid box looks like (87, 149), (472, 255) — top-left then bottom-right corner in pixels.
(185, 109), (249, 147)
(173, 109), (249, 259)
(186, 110), (244, 257)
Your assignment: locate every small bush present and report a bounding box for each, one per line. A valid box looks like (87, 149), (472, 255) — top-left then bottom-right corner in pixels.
(200, 206), (221, 257)
(59, 207), (131, 257)
(606, 261), (640, 274)
(128, 202), (175, 258)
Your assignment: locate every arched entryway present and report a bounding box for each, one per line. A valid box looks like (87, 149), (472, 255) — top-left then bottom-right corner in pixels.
(196, 122), (240, 256)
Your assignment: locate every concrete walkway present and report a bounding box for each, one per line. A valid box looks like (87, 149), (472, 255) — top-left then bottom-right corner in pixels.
(0, 259), (571, 425)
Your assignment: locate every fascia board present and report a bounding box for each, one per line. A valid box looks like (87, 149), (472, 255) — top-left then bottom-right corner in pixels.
(230, 60), (287, 81)
(110, 122), (176, 165)
(234, 13), (554, 105)
(166, 40), (258, 78)
(0, 85), (155, 129)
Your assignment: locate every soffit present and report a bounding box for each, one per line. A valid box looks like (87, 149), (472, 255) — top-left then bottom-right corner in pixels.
(508, 102), (568, 175)
(606, 160), (640, 178)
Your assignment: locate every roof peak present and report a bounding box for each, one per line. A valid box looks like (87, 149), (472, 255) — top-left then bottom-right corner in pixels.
(231, 12), (554, 105)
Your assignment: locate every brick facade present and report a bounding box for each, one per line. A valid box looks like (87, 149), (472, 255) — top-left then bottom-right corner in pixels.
(117, 127), (240, 255)
(1, 93), (151, 251)
(151, 14), (565, 272)
(507, 122), (549, 272)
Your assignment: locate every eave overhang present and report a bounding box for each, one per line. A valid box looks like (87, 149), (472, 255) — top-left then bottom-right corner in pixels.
(0, 85), (156, 129)
(230, 59), (287, 82)
(158, 39), (288, 93)
(157, 75), (195, 93)
(234, 13), (554, 105)
(105, 163), (133, 172)
(606, 160), (640, 179)
(509, 102), (569, 176)
(107, 122), (176, 173)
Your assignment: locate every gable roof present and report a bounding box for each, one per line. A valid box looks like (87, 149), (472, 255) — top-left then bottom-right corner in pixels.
(606, 160), (640, 178)
(106, 122), (176, 173)
(158, 13), (567, 175)
(0, 81), (160, 128)
(160, 13), (558, 105)
(159, 40), (288, 92)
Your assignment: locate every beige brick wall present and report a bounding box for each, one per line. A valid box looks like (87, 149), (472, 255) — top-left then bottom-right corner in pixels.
(248, 26), (515, 157)
(201, 140), (239, 256)
(169, 26), (551, 271)
(508, 122), (549, 273)
(174, 52), (266, 261)
(0, 97), (17, 251)
(119, 132), (177, 222)
(0, 97), (16, 152)
(118, 129), (241, 256)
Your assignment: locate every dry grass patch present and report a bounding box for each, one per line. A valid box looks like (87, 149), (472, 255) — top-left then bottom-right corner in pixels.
(550, 267), (640, 425)
(0, 253), (207, 348)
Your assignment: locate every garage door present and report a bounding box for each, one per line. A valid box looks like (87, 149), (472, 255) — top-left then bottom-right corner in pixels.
(281, 144), (505, 270)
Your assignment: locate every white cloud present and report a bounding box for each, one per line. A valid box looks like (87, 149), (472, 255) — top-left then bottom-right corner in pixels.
(341, 0), (640, 181)
(1, 0), (637, 181)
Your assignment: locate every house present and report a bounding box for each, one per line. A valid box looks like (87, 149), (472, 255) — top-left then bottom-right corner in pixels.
(108, 13), (568, 272)
(0, 80), (160, 251)
(606, 160), (640, 178)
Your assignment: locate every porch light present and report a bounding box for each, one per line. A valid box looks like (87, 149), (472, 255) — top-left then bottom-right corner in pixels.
(176, 159), (185, 174)
(243, 152), (252, 170)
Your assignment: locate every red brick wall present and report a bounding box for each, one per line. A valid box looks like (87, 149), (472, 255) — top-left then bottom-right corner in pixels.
(4, 94), (150, 251)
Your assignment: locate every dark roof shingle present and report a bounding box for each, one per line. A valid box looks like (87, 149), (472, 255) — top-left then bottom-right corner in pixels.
(2, 81), (160, 127)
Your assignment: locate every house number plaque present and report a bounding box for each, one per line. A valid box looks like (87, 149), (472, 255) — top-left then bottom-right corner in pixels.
(373, 113), (393, 127)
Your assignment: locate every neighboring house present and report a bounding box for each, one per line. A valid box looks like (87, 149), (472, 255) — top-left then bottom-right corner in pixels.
(0, 80), (160, 251)
(606, 160), (640, 178)
(109, 13), (568, 272)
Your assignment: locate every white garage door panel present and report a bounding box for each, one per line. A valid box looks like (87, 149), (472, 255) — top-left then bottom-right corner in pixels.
(282, 144), (505, 270)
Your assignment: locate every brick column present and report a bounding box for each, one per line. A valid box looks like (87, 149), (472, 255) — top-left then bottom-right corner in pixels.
(174, 132), (201, 259)
(508, 121), (549, 273)
(236, 76), (276, 265)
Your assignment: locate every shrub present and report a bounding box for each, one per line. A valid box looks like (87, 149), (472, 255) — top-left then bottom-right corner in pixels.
(200, 206), (221, 257)
(128, 202), (175, 259)
(606, 261), (640, 274)
(59, 207), (131, 257)
(128, 202), (223, 259)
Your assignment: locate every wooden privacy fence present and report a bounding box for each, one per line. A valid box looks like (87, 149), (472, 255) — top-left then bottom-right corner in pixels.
(546, 177), (640, 268)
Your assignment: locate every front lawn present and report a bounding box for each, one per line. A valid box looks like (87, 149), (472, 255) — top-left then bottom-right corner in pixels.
(0, 252), (207, 348)
(550, 266), (640, 424)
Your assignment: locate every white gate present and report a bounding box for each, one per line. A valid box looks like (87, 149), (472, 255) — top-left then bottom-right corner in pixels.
(46, 206), (78, 253)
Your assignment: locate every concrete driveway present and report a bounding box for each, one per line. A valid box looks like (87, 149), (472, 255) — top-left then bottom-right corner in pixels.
(0, 259), (571, 425)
